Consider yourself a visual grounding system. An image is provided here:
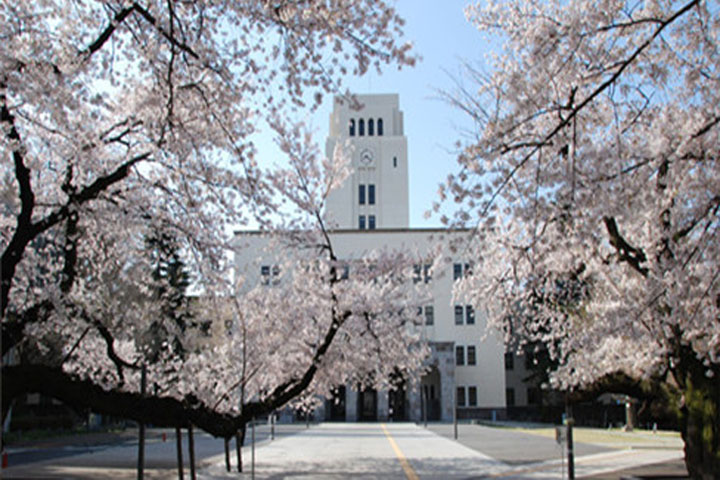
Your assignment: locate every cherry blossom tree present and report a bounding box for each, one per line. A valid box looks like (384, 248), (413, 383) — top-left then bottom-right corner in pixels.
(1, 0), (423, 446)
(443, 0), (719, 476)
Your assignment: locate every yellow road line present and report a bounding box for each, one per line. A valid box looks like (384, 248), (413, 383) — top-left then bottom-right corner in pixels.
(381, 423), (419, 480)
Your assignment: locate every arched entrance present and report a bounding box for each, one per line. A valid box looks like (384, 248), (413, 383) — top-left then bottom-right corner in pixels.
(326, 386), (346, 421)
(357, 388), (377, 421)
(388, 375), (407, 421)
(421, 365), (441, 421)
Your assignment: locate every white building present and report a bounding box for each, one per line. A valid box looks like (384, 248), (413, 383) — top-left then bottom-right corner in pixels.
(234, 94), (506, 422)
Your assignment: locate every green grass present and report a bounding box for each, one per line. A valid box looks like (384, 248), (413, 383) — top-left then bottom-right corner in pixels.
(509, 426), (683, 448)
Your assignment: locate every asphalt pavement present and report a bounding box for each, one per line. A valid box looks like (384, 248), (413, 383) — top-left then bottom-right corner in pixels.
(2, 422), (307, 478)
(2, 422), (688, 479)
(426, 422), (610, 466)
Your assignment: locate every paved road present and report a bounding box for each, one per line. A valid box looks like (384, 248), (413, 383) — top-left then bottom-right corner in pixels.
(3, 423), (307, 478)
(3, 422), (685, 479)
(426, 423), (609, 466)
(200, 423), (683, 480)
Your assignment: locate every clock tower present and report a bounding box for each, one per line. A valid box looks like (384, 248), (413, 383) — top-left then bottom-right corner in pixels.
(324, 94), (410, 230)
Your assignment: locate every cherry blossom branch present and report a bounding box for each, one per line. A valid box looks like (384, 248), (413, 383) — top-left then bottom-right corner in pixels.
(476, 0), (701, 220)
(80, 5), (136, 61)
(1, 79), (34, 319)
(246, 309), (352, 417)
(692, 114), (720, 139)
(2, 365), (246, 437)
(1, 300), (53, 357)
(1, 152), (150, 318)
(132, 2), (200, 60)
(603, 216), (649, 276)
(60, 178), (79, 294)
(594, 17), (665, 33)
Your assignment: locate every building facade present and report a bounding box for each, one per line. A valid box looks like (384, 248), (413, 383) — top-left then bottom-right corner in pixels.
(234, 94), (506, 422)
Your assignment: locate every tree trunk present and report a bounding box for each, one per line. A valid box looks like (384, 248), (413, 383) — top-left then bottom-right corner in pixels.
(676, 355), (720, 479)
(236, 426), (245, 472)
(176, 427), (184, 480)
(188, 425), (196, 480)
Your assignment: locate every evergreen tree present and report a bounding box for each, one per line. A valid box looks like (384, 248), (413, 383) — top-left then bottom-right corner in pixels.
(144, 230), (193, 363)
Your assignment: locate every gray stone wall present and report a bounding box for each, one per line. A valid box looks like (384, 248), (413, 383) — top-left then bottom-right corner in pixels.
(408, 378), (422, 422)
(377, 389), (389, 421)
(345, 388), (358, 422)
(434, 342), (456, 422)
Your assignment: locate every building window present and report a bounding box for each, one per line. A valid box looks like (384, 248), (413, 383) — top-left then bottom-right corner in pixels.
(506, 388), (515, 407)
(393, 156), (397, 167)
(359, 215), (366, 230)
(368, 184), (375, 205)
(455, 345), (465, 366)
(413, 264), (431, 284)
(261, 265), (280, 285)
(505, 352), (514, 370)
(457, 386), (466, 407)
(425, 305), (434, 325)
(454, 305), (464, 325)
(349, 119), (355, 136)
(368, 215), (376, 230)
(377, 118), (384, 136)
(358, 118), (365, 136)
(467, 345), (476, 365)
(368, 118), (374, 136)
(359, 184), (366, 205)
(527, 387), (541, 405)
(340, 264), (350, 280)
(453, 263), (462, 281)
(413, 264), (422, 284)
(465, 305), (475, 325)
(454, 262), (472, 280)
(468, 386), (478, 407)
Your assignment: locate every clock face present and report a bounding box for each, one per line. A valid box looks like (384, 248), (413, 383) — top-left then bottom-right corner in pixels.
(359, 148), (374, 166)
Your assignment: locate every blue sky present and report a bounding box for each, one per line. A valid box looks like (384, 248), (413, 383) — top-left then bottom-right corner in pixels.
(258, 0), (491, 227)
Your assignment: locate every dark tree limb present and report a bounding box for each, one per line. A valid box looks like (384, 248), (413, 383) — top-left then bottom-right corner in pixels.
(2, 364), (243, 437)
(1, 300), (53, 356)
(603, 216), (649, 276)
(476, 0), (701, 219)
(132, 2), (200, 60)
(80, 6), (136, 60)
(673, 195), (720, 243)
(1, 152), (150, 320)
(1, 79), (34, 318)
